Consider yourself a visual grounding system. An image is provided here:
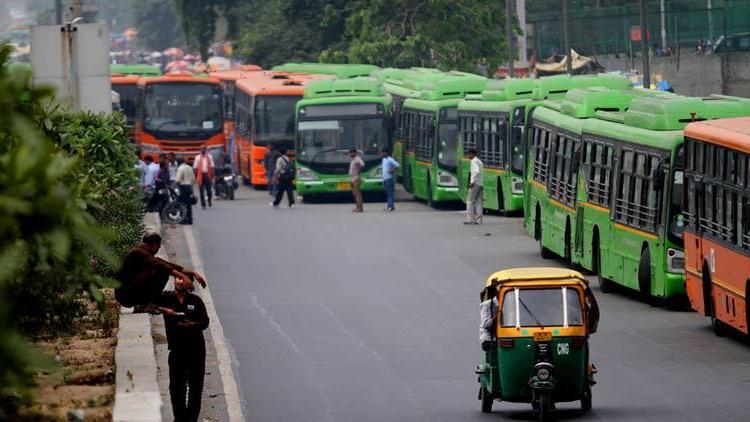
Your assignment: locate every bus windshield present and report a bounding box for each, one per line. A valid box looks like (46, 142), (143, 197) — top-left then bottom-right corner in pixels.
(668, 145), (685, 245)
(297, 118), (387, 165)
(501, 288), (583, 328)
(510, 107), (525, 175)
(254, 96), (298, 145)
(113, 84), (138, 125)
(438, 107), (458, 170)
(144, 83), (222, 136)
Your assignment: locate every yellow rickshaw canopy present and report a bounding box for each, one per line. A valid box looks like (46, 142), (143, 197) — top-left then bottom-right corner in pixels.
(485, 267), (587, 287)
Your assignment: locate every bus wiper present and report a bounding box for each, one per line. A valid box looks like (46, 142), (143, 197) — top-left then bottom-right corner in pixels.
(310, 148), (349, 165)
(518, 297), (544, 327)
(151, 120), (182, 132)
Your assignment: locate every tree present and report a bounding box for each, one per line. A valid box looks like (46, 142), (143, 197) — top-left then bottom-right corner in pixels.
(234, 0), (348, 66)
(320, 0), (509, 71)
(134, 0), (185, 51)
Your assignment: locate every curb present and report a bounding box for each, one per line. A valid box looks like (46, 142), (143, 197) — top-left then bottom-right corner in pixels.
(112, 213), (164, 422)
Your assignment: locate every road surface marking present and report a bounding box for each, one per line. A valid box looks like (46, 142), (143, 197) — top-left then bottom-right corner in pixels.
(184, 226), (245, 422)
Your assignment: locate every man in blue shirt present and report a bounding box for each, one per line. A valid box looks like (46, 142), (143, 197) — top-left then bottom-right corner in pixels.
(381, 148), (400, 212)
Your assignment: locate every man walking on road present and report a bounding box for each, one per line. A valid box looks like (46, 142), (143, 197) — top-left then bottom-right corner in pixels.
(264, 143), (281, 197)
(193, 146), (215, 209)
(465, 148), (484, 225)
(175, 156), (195, 225)
(271, 147), (296, 208)
(349, 148), (365, 212)
(381, 148), (400, 212)
(114, 232), (206, 310)
(157, 276), (210, 422)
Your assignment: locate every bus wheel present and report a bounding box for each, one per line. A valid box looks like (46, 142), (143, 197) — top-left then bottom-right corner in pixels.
(564, 221), (572, 265)
(536, 215), (554, 260)
(638, 247), (654, 304)
(426, 175), (435, 208)
(594, 237), (612, 293)
(497, 179), (505, 216)
(712, 317), (729, 337)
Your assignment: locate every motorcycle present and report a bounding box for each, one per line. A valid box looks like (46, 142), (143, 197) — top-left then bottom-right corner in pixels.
(214, 164), (238, 200)
(145, 182), (187, 224)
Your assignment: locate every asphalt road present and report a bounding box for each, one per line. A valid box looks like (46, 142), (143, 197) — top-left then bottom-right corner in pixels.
(192, 186), (750, 422)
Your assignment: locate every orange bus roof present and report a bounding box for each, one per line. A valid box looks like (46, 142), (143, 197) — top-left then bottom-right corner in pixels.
(235, 73), (321, 96)
(111, 75), (140, 85)
(209, 69), (263, 81)
(684, 117), (750, 153)
(138, 73), (220, 86)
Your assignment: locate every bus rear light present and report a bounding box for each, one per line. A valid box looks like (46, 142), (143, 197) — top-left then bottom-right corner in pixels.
(498, 338), (514, 348)
(511, 177), (524, 194)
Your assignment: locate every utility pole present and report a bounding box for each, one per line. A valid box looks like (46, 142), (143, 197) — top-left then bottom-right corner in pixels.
(55, 0), (63, 24)
(660, 0), (667, 50)
(506, 0), (515, 78)
(639, 0), (650, 88)
(516, 0), (529, 69)
(563, 0), (572, 74)
(707, 0), (713, 41)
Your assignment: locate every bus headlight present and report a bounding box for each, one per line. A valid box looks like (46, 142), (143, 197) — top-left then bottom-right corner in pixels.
(511, 177), (524, 194)
(437, 170), (458, 187)
(667, 248), (685, 273)
(296, 167), (318, 181)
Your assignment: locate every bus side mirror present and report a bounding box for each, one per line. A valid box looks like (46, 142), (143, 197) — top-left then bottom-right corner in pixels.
(653, 161), (666, 191)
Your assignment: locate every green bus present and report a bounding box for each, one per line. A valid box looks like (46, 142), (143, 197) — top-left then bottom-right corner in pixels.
(271, 63), (379, 79)
(398, 75), (488, 206)
(379, 68), (442, 182)
(456, 74), (632, 214)
(294, 78), (392, 199)
(111, 64), (162, 77)
(525, 90), (750, 300)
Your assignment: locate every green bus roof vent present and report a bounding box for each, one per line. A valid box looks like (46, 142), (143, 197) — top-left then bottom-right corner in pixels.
(560, 88), (639, 118)
(418, 77), (488, 100)
(482, 78), (539, 101)
(624, 95), (707, 130)
(701, 94), (750, 119)
(537, 73), (631, 100)
(304, 77), (386, 98)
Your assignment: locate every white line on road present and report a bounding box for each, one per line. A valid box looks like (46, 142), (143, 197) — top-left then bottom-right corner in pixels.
(184, 226), (245, 422)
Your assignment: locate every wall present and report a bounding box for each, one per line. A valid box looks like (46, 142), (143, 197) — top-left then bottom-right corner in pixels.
(597, 52), (750, 98)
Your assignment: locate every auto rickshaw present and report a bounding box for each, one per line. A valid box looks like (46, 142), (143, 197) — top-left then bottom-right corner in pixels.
(475, 268), (600, 421)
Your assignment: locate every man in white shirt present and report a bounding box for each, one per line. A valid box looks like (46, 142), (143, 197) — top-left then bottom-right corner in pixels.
(143, 155), (160, 189)
(193, 146), (215, 209)
(175, 155), (196, 224)
(465, 148), (484, 225)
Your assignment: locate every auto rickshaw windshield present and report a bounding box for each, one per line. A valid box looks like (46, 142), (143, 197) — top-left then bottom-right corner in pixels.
(500, 287), (583, 328)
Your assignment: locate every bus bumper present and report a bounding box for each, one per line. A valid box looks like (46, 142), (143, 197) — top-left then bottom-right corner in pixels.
(662, 271), (686, 298)
(296, 178), (385, 196)
(433, 186), (460, 202)
(507, 193), (524, 212)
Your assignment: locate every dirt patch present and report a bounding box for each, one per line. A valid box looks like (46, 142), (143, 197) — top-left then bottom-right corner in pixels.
(14, 294), (119, 421)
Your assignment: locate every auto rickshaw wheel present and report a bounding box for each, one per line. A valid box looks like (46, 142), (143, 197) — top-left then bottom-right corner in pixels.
(479, 386), (493, 413)
(538, 393), (554, 422)
(581, 384), (592, 412)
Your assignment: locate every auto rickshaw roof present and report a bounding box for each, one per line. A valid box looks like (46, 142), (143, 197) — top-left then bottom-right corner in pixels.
(485, 267), (587, 287)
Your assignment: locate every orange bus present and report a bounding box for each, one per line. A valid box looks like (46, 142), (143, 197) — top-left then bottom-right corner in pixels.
(209, 66), (263, 155)
(684, 117), (750, 336)
(135, 72), (224, 162)
(233, 72), (330, 186)
(111, 74), (140, 138)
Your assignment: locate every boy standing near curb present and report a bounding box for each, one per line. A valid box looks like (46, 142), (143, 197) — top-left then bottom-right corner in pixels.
(157, 277), (210, 422)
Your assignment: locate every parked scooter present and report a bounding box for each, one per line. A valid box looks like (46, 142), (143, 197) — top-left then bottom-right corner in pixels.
(214, 164), (238, 200)
(145, 183), (187, 224)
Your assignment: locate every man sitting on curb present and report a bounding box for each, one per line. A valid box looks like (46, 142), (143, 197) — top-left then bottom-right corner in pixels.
(115, 232), (206, 312)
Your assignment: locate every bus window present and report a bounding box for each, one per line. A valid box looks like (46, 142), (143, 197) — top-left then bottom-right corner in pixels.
(668, 145), (685, 244)
(254, 96), (297, 144)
